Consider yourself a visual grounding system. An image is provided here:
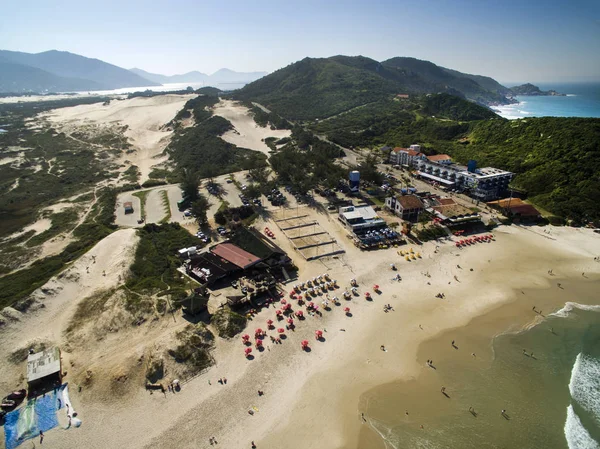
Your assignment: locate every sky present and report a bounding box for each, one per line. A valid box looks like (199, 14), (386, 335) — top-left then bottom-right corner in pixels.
(1, 0), (599, 84)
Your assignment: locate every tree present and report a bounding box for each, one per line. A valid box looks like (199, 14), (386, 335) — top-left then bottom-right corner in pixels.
(248, 166), (271, 185)
(190, 194), (210, 226)
(244, 184), (261, 200)
(181, 169), (200, 202)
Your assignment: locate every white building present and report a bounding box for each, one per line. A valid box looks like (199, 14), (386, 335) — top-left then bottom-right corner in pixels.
(338, 205), (386, 232)
(416, 159), (513, 201)
(389, 147), (426, 167)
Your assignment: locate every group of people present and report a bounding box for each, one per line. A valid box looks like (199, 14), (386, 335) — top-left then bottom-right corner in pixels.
(435, 292), (446, 299)
(383, 304), (394, 313)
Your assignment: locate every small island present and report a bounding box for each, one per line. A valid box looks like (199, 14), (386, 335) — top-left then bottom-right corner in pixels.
(509, 83), (565, 96)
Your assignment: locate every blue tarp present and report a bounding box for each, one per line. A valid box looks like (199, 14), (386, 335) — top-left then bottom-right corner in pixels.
(4, 384), (66, 449)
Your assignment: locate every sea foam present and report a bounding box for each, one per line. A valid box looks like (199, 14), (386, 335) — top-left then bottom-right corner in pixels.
(569, 352), (600, 424)
(565, 405), (600, 449)
(551, 302), (600, 318)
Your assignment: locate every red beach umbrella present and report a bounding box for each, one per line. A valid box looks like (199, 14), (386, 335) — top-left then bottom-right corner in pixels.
(301, 340), (309, 349)
(276, 309), (283, 316)
(255, 328), (263, 336)
(344, 307), (350, 313)
(296, 310), (304, 317)
(245, 347), (252, 355)
(287, 318), (294, 324)
(315, 330), (323, 339)
(455, 242), (460, 247)
(281, 299), (287, 305)
(373, 284), (379, 291)
(277, 328), (285, 334)
(266, 319), (273, 326)
(255, 339), (263, 347)
(365, 292), (371, 298)
(242, 334), (250, 341)
(308, 302), (315, 308)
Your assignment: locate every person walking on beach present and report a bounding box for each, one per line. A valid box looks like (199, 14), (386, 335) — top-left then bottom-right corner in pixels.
(39, 431), (44, 444)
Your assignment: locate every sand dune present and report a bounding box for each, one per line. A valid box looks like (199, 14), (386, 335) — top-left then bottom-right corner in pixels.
(44, 94), (195, 183)
(213, 100), (291, 157)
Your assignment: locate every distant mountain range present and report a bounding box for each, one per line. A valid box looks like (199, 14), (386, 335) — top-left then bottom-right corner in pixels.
(233, 55), (548, 120)
(129, 67), (268, 85)
(0, 50), (160, 93)
(0, 49), (268, 94)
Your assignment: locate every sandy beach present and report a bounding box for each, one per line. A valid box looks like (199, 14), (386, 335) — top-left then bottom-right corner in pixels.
(1, 216), (599, 449)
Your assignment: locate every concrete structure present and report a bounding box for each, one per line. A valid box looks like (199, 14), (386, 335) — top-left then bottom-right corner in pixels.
(389, 147), (426, 167)
(27, 347), (62, 393)
(386, 195), (425, 221)
(417, 159), (513, 201)
(338, 205), (386, 232)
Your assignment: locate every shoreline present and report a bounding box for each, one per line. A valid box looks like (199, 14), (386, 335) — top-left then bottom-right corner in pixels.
(356, 274), (600, 448)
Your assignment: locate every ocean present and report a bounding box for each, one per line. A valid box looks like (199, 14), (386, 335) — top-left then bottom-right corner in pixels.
(495, 82), (600, 119)
(360, 278), (600, 449)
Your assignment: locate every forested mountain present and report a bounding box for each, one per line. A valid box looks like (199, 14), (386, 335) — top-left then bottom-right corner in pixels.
(0, 50), (158, 93)
(233, 55), (515, 120)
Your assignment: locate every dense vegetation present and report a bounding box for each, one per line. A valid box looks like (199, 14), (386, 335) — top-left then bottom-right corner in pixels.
(453, 118), (600, 223)
(311, 95), (486, 150)
(270, 127), (347, 193)
(234, 55), (513, 120)
(126, 223), (199, 293)
(167, 113), (267, 178)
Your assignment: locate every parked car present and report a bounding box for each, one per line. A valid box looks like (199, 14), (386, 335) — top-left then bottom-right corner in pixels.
(226, 179), (233, 183)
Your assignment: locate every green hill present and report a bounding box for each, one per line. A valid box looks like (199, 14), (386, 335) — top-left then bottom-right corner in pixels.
(234, 55), (513, 120)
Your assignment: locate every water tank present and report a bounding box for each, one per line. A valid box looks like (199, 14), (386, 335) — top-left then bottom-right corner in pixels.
(349, 170), (360, 191)
(467, 160), (477, 173)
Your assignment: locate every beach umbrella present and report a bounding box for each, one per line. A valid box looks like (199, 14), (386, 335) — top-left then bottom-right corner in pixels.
(276, 309), (283, 315)
(314, 305), (319, 311)
(284, 303), (292, 310)
(289, 290), (295, 297)
(315, 330), (323, 339)
(266, 319), (274, 327)
(281, 299), (287, 305)
(255, 328), (263, 337)
(287, 318), (294, 325)
(344, 307), (350, 313)
(365, 292), (371, 299)
(296, 310), (304, 317)
(277, 328), (285, 334)
(308, 302), (315, 308)
(301, 340), (309, 349)
(255, 339), (263, 347)
(455, 242), (460, 247)
(242, 334), (250, 341)
(373, 284), (380, 291)
(245, 347), (252, 355)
